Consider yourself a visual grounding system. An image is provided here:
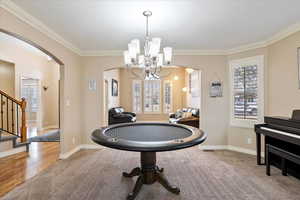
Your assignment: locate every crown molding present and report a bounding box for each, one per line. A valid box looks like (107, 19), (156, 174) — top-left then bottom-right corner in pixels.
(174, 49), (227, 56)
(1, 0), (300, 57)
(226, 41), (268, 55)
(265, 22), (300, 46)
(80, 50), (123, 57)
(0, 0), (81, 55)
(80, 49), (228, 56)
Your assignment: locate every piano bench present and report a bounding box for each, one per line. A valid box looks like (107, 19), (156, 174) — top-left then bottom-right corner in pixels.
(266, 144), (300, 176)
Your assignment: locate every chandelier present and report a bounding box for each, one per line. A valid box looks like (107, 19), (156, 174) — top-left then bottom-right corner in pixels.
(123, 10), (173, 80)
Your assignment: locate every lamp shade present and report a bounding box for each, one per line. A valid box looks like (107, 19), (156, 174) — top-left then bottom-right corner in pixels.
(128, 42), (137, 59)
(152, 37), (161, 55)
(123, 51), (131, 65)
(163, 47), (172, 64)
(131, 39), (140, 54)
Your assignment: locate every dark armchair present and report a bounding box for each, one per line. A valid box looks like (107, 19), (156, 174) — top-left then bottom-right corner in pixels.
(108, 107), (136, 125)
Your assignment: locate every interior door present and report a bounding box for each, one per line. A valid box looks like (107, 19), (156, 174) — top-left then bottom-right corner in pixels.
(103, 80), (109, 126)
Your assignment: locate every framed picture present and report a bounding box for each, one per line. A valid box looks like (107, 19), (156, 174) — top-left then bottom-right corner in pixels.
(298, 47), (300, 89)
(210, 81), (223, 97)
(112, 79), (118, 96)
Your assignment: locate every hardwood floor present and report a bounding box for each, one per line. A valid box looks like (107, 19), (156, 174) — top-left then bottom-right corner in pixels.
(0, 128), (60, 197)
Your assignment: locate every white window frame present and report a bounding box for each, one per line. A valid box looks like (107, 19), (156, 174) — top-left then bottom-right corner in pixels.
(143, 80), (161, 114)
(163, 80), (172, 113)
(229, 55), (264, 128)
(132, 80), (142, 113)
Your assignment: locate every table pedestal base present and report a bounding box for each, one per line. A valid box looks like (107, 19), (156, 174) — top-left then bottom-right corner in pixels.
(123, 152), (180, 200)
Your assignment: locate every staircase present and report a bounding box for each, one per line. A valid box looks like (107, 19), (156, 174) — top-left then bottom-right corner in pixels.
(0, 90), (30, 157)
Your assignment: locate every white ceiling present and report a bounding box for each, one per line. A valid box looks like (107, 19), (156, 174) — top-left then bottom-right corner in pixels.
(7, 0), (300, 53)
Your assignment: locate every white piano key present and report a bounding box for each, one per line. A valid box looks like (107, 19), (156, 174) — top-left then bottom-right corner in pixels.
(261, 127), (300, 139)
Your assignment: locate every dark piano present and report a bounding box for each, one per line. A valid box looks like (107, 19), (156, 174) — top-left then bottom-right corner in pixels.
(255, 110), (300, 178)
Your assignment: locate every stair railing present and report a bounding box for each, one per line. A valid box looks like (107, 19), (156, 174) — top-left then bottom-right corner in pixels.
(0, 90), (27, 142)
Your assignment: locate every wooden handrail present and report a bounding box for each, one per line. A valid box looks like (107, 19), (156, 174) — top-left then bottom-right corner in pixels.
(0, 90), (22, 105)
(20, 98), (27, 142)
(0, 89), (27, 142)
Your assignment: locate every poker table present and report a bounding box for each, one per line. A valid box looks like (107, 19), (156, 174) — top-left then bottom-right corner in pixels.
(91, 122), (207, 200)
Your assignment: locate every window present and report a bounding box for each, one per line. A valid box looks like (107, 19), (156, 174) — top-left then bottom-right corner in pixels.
(229, 56), (264, 128)
(21, 79), (40, 113)
(163, 80), (172, 113)
(144, 80), (161, 113)
(132, 80), (142, 113)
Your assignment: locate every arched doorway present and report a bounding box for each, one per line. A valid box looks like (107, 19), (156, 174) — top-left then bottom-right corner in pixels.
(0, 28), (65, 196)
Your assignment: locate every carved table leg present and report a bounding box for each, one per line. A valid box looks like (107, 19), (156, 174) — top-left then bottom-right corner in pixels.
(123, 167), (141, 178)
(156, 171), (180, 194)
(124, 152), (181, 200)
(127, 176), (143, 200)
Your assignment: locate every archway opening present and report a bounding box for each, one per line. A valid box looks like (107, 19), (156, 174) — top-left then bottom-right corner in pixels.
(0, 29), (65, 195)
(102, 66), (202, 129)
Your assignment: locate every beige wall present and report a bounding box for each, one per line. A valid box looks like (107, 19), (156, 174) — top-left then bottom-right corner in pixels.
(119, 67), (186, 121)
(42, 61), (60, 128)
(0, 8), (82, 154)
(0, 60), (14, 96)
(268, 33), (300, 116)
(81, 55), (229, 147)
(0, 32), (60, 129)
(0, 60), (14, 133)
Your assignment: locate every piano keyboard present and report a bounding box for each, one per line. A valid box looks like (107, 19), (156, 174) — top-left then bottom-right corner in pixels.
(261, 127), (300, 139)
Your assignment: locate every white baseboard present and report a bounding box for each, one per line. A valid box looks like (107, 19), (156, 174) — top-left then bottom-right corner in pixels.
(59, 146), (81, 159)
(199, 145), (228, 150)
(199, 145), (264, 157)
(41, 125), (59, 130)
(0, 146), (27, 158)
(59, 144), (103, 159)
(80, 144), (104, 149)
(227, 145), (257, 156)
(59, 143), (262, 160)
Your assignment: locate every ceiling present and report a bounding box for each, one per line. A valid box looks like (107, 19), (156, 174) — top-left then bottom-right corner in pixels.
(6, 0), (300, 54)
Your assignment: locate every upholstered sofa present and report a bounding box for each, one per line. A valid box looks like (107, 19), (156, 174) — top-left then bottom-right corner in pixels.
(108, 107), (136, 125)
(169, 108), (200, 128)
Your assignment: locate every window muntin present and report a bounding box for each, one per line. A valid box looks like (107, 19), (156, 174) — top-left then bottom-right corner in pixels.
(144, 80), (161, 113)
(233, 65), (258, 120)
(21, 79), (40, 113)
(132, 80), (142, 113)
(163, 81), (172, 113)
(229, 55), (264, 128)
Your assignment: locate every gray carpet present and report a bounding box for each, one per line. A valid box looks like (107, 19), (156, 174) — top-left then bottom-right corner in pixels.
(28, 130), (60, 142)
(2, 147), (300, 200)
